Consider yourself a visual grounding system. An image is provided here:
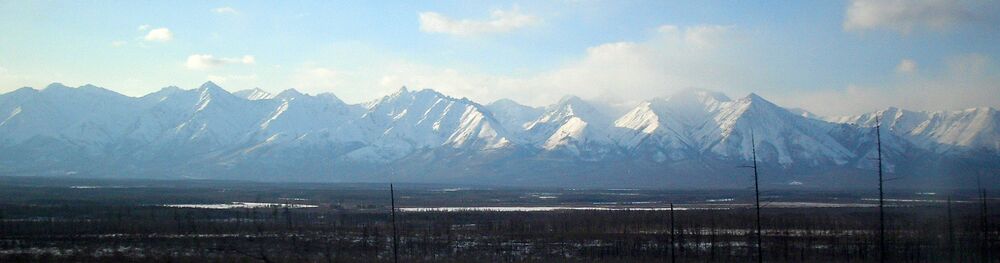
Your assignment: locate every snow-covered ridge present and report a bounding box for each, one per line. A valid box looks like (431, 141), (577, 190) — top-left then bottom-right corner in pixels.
(233, 88), (273, 100)
(356, 87), (513, 158)
(0, 82), (996, 183)
(829, 107), (1000, 153)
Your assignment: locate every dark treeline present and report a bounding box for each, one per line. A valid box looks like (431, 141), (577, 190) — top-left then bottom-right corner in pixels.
(1, 201), (998, 262)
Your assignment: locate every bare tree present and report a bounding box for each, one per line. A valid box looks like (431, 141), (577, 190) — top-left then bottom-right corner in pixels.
(746, 129), (763, 263)
(390, 183), (399, 263)
(978, 175), (988, 263)
(875, 114), (886, 263)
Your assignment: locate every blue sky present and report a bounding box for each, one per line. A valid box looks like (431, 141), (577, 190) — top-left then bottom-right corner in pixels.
(1, 0), (998, 115)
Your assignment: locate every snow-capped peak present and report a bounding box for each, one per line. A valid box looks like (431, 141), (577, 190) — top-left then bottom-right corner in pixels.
(738, 92), (783, 111)
(667, 88), (731, 103)
(832, 106), (1000, 152)
(487, 98), (543, 132)
(234, 88), (273, 100)
(391, 86), (409, 97)
(275, 88), (305, 100)
(489, 98), (528, 108)
(524, 95), (614, 152)
(198, 81), (224, 91)
(43, 82), (72, 91)
(315, 92), (346, 104)
(194, 81), (238, 102)
(354, 87), (512, 160)
(556, 94), (585, 105)
(540, 95), (610, 124)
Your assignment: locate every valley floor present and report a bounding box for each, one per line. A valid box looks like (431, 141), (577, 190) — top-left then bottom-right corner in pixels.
(0, 176), (997, 262)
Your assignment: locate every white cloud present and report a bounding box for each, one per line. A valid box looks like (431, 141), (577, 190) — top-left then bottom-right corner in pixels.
(144, 28), (173, 42)
(896, 59), (917, 73)
(185, 54), (256, 70)
(212, 7), (238, 14)
(372, 24), (744, 108)
(137, 24), (150, 31)
(843, 0), (997, 33)
(110, 41), (127, 47)
(532, 24), (741, 106)
(682, 25), (734, 49)
(657, 25), (680, 34)
(292, 67), (343, 94)
(419, 7), (539, 36)
(303, 23), (995, 116)
(780, 54), (1000, 116)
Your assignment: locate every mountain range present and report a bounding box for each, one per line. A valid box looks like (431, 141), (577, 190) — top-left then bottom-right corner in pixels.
(1, 82), (997, 188)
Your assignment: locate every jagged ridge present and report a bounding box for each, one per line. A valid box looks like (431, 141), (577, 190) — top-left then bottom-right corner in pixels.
(0, 82), (997, 187)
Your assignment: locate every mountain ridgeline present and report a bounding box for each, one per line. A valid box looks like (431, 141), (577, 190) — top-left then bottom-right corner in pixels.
(1, 82), (997, 188)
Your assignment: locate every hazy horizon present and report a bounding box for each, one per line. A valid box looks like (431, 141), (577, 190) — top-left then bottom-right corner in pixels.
(9, 81), (999, 119)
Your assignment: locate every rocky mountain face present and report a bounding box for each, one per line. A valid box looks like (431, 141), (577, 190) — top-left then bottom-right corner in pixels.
(0, 82), (996, 188)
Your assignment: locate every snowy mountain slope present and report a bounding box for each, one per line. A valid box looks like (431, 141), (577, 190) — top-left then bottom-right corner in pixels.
(0, 83), (137, 147)
(238, 89), (366, 159)
(486, 98), (543, 133)
(611, 89), (728, 161)
(611, 90), (856, 166)
(348, 87), (513, 161)
(831, 107), (1000, 153)
(258, 88), (362, 136)
(233, 88), (274, 100)
(697, 93), (855, 165)
(0, 82), (996, 187)
(524, 96), (615, 154)
(123, 81), (274, 148)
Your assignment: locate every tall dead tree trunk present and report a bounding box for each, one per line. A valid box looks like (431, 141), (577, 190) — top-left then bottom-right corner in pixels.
(751, 129), (763, 263)
(876, 115), (886, 263)
(390, 183), (399, 263)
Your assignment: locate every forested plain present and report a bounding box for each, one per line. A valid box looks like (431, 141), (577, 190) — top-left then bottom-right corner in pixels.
(0, 176), (996, 262)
